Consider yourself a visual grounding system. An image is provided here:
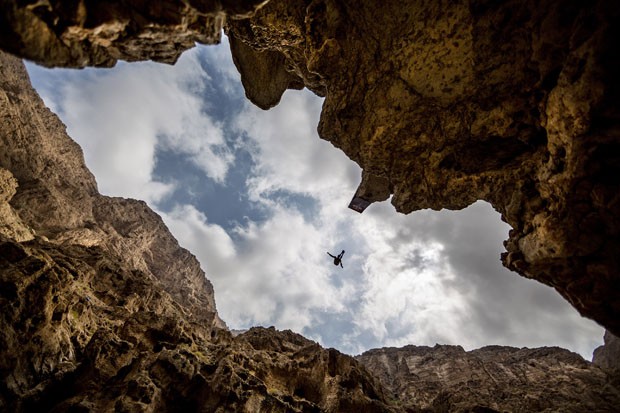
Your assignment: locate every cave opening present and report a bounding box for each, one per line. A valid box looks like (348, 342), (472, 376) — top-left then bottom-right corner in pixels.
(23, 39), (602, 360)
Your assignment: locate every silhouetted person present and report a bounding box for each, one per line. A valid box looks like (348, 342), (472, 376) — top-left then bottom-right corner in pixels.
(327, 250), (345, 268)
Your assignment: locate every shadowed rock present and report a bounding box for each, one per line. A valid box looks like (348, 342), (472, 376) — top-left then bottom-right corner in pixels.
(0, 0), (268, 67)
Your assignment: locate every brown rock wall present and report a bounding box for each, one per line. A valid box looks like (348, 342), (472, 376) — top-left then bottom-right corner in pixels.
(0, 235), (393, 412)
(0, 168), (34, 242)
(358, 344), (620, 412)
(0, 51), (221, 327)
(593, 331), (620, 377)
(0, 0), (268, 67)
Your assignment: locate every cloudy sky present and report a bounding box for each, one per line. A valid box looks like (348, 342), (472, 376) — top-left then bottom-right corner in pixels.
(26, 36), (604, 359)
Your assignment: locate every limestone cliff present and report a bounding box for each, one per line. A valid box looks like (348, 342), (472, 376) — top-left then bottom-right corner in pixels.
(358, 344), (620, 412)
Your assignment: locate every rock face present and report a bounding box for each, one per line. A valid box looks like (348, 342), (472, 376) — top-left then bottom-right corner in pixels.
(0, 51), (393, 412)
(1, 237), (390, 412)
(593, 331), (620, 375)
(0, 53), (221, 328)
(358, 344), (620, 412)
(0, 0), (268, 67)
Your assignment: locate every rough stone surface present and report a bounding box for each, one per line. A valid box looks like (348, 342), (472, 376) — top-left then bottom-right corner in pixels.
(0, 51), (222, 329)
(0, 168), (34, 242)
(593, 331), (620, 376)
(0, 236), (390, 412)
(358, 344), (620, 412)
(229, 31), (305, 109)
(0, 0), (268, 67)
(224, 0), (620, 338)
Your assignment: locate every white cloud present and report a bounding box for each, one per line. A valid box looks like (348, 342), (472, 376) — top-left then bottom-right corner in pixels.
(345, 201), (604, 357)
(160, 203), (352, 333)
(356, 240), (468, 344)
(234, 90), (361, 215)
(202, 35), (244, 94)
(27, 47), (232, 204)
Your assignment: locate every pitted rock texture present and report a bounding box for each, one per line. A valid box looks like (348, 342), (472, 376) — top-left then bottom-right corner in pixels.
(593, 331), (620, 376)
(358, 344), (620, 412)
(0, 237), (390, 411)
(224, 0), (620, 337)
(0, 0), (268, 67)
(0, 168), (34, 242)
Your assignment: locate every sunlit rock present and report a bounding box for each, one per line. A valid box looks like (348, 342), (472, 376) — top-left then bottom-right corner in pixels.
(358, 344), (620, 412)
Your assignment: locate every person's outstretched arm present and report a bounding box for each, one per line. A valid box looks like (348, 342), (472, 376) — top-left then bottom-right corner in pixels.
(340, 262), (343, 268)
(327, 252), (336, 258)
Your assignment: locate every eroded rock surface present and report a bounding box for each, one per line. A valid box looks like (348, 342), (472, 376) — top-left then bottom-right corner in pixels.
(0, 53), (221, 327)
(358, 344), (620, 412)
(0, 235), (389, 412)
(2, 1), (620, 411)
(0, 0), (268, 67)
(593, 331), (620, 376)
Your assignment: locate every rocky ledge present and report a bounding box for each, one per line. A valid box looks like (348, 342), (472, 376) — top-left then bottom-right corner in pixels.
(358, 344), (620, 412)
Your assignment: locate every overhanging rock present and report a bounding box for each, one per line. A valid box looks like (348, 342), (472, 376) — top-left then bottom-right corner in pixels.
(348, 172), (391, 213)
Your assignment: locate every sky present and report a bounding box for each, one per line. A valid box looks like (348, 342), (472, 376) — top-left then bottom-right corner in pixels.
(25, 36), (604, 360)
